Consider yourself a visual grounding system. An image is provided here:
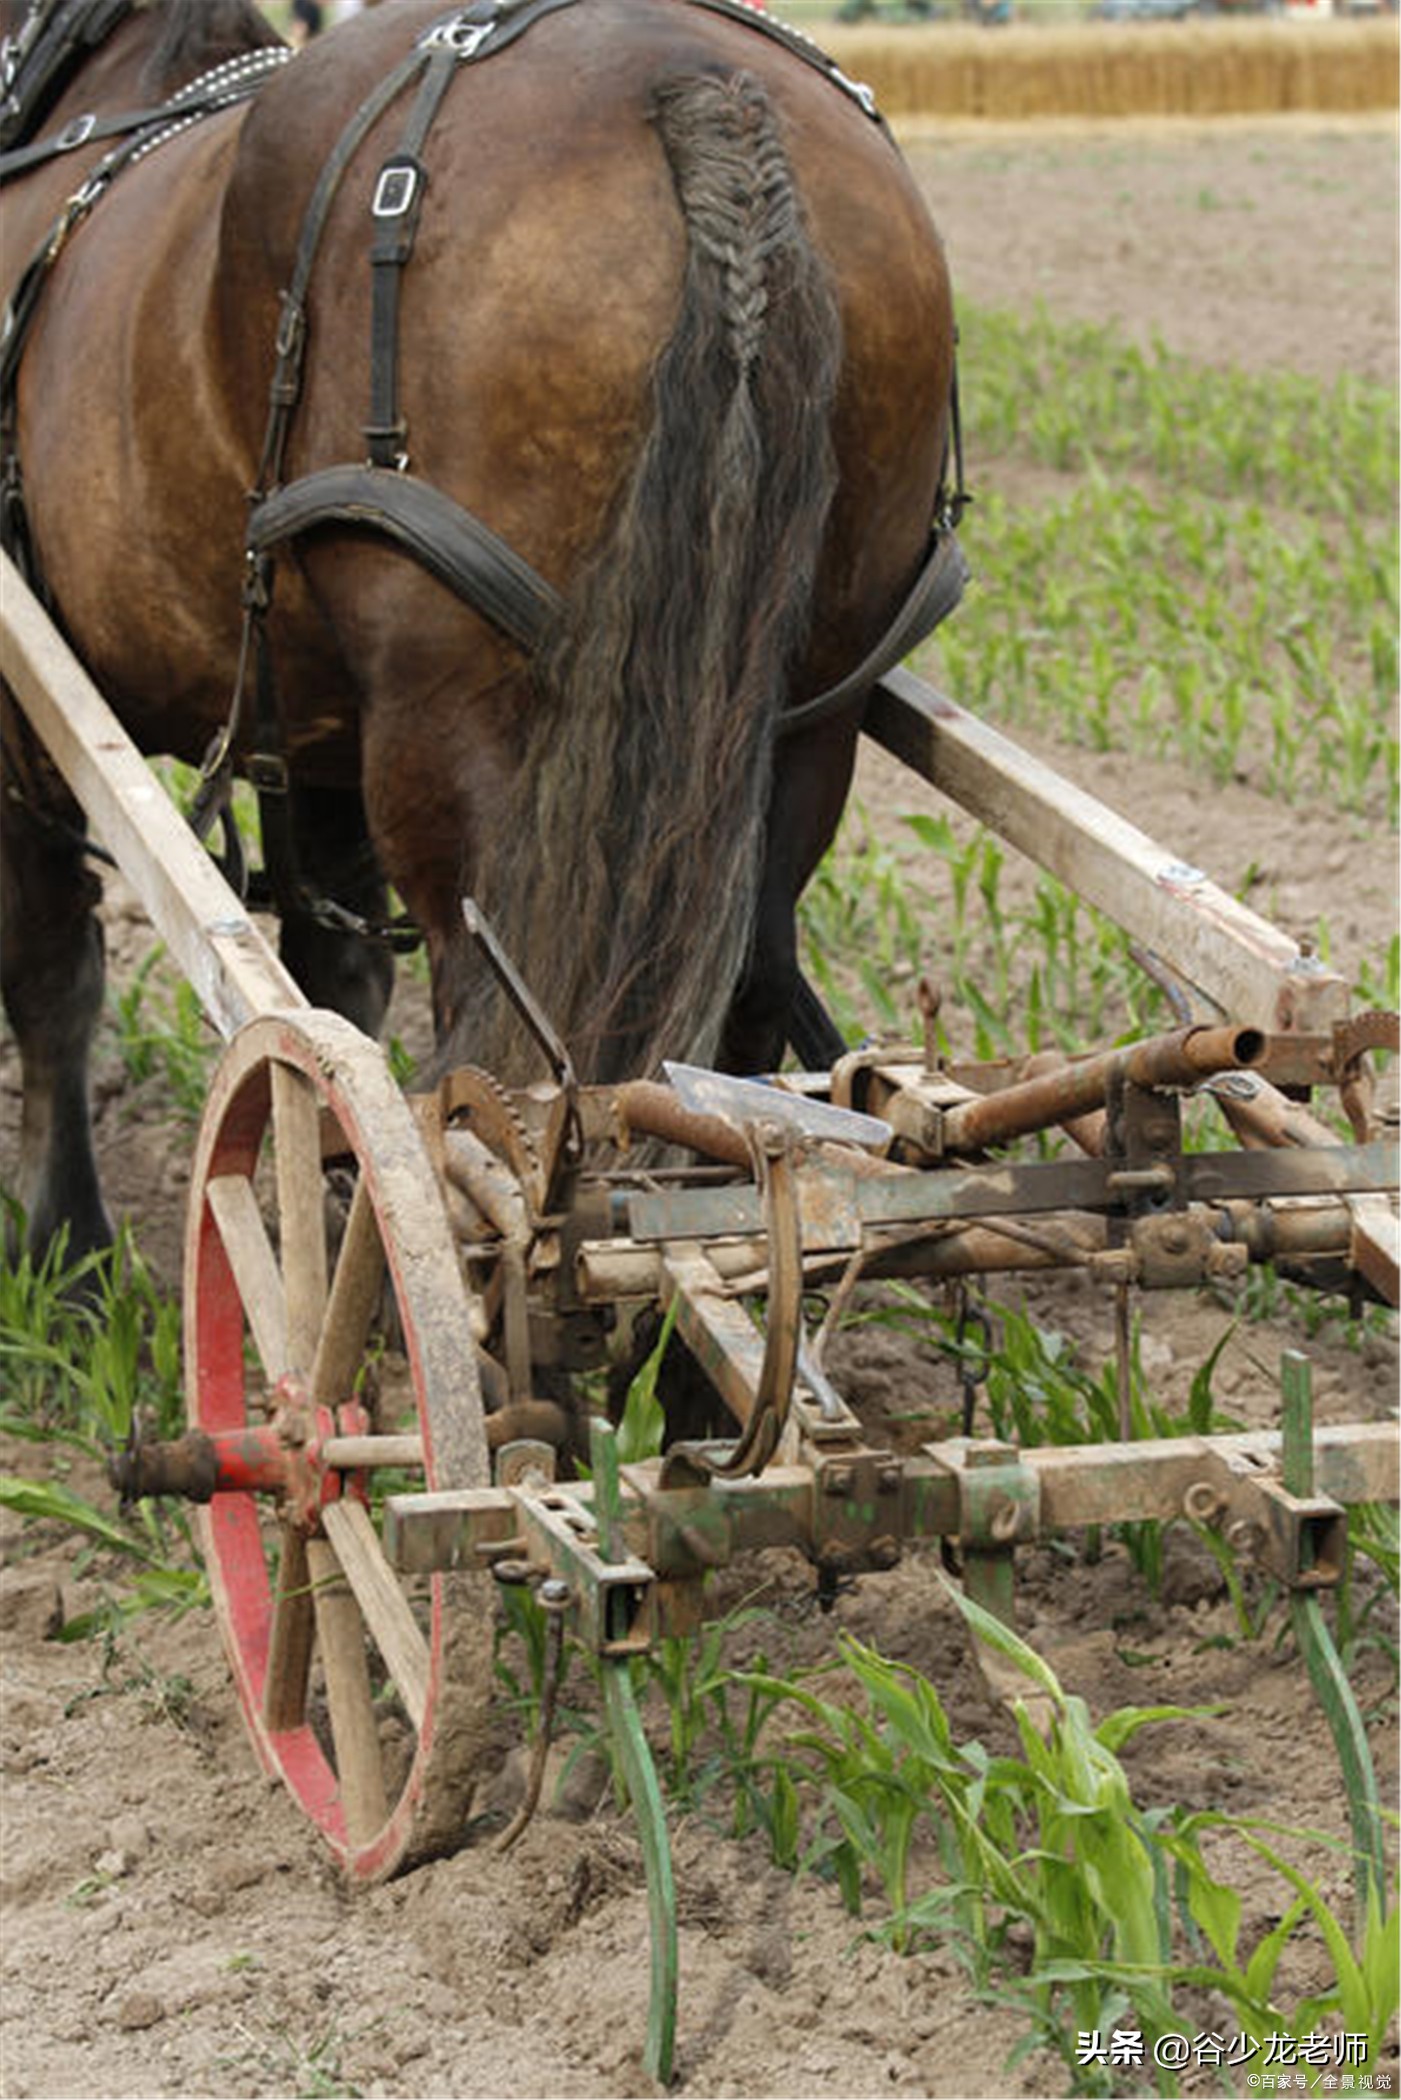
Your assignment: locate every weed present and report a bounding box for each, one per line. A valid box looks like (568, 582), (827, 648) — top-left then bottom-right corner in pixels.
(64, 1872), (118, 1911)
(213, 2015), (368, 2099)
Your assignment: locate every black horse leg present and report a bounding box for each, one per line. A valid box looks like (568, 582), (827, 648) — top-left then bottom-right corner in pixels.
(1, 714), (112, 1261)
(788, 969), (848, 1072)
(718, 881), (801, 1076)
(275, 783), (395, 1036)
(719, 728), (859, 1078)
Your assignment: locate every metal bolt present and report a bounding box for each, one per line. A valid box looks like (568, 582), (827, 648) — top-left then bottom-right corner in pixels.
(538, 1578), (572, 1612)
(823, 1464), (853, 1497)
(989, 1497), (1022, 1543)
(1183, 1480), (1224, 1523)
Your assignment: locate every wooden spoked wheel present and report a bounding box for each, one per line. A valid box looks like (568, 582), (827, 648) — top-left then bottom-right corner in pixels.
(185, 1009), (492, 1881)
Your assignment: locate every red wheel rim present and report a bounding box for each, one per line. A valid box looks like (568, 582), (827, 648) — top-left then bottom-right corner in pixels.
(186, 1011), (492, 1880)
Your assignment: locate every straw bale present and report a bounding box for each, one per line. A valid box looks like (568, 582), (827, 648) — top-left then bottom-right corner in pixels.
(820, 18), (1399, 120)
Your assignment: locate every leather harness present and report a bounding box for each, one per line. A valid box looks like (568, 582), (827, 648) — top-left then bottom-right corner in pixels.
(0, 0), (968, 945)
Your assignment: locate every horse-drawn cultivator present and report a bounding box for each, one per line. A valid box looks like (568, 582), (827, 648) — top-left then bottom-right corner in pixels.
(1, 0), (1397, 2080)
(3, 555), (1396, 2080)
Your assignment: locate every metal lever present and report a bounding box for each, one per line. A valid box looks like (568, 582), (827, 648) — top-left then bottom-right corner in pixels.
(462, 896), (578, 1094)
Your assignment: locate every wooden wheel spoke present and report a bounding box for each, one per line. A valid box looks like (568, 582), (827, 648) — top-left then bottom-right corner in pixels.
(321, 1500), (429, 1733)
(306, 1535), (390, 1846)
(310, 1175), (386, 1410)
(206, 1173), (289, 1379)
(262, 1521), (315, 1733)
(272, 1061), (329, 1375)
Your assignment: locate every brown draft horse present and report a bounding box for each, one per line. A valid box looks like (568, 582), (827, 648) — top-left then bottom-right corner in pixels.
(1, 0), (959, 1263)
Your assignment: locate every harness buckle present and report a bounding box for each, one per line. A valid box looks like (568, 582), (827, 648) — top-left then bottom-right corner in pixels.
(247, 751), (290, 797)
(274, 292), (305, 363)
(56, 113), (96, 152)
(829, 68), (877, 119)
(371, 161), (419, 220)
(421, 14), (498, 58)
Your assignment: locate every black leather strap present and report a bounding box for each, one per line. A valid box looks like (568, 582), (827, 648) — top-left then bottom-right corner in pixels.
(361, 0), (582, 469)
(364, 46), (459, 467)
(776, 529), (968, 738)
(683, 0), (887, 129)
(254, 47), (431, 496)
(0, 99), (171, 178)
(248, 464), (564, 654)
(0, 0), (133, 152)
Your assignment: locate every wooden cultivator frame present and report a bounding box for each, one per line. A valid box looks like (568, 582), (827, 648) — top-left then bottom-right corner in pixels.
(3, 550), (1397, 2081)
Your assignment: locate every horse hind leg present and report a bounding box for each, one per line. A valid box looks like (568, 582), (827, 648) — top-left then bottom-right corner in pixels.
(275, 782), (395, 1038)
(1, 707), (112, 1263)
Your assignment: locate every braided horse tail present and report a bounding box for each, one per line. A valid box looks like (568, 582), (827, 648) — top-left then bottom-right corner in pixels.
(469, 69), (842, 1084)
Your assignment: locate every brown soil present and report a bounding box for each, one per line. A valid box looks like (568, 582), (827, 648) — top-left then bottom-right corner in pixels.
(1, 119), (1397, 2100)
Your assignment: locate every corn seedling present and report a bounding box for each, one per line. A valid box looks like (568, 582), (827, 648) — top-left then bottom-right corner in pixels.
(107, 942), (217, 1125)
(727, 1612), (1210, 2093)
(923, 448), (1396, 826)
(960, 304), (1397, 518)
(0, 1210), (203, 1620)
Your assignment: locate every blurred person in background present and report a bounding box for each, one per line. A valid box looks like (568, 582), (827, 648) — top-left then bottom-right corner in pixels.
(289, 0), (324, 44)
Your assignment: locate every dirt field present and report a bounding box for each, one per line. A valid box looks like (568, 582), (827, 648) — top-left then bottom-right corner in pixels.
(1, 116), (1398, 2100)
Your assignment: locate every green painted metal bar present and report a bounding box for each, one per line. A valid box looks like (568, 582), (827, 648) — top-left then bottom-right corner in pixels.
(591, 1419), (679, 2086)
(1280, 1351), (1387, 1922)
(624, 1141), (1399, 1244)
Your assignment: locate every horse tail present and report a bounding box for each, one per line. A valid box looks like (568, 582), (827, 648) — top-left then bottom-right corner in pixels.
(468, 67), (842, 1085)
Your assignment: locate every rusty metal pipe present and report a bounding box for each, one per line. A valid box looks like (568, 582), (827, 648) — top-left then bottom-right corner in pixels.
(940, 1024), (1265, 1156)
(109, 1429), (220, 1505)
(485, 1399), (572, 1451)
(870, 1221), (1106, 1281)
(1017, 1051), (1107, 1156)
(1223, 1199), (1356, 1265)
(576, 1217), (1108, 1300)
(613, 1080), (752, 1168)
(1207, 1070), (1336, 1151)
